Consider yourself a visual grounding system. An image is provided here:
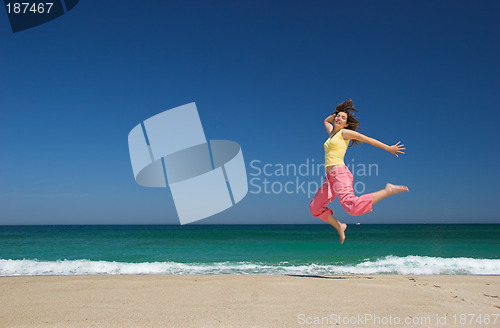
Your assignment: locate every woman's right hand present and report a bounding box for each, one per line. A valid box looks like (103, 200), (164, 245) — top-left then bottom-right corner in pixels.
(324, 113), (336, 135)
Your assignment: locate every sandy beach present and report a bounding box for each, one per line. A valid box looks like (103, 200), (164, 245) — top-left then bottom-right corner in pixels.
(0, 275), (499, 327)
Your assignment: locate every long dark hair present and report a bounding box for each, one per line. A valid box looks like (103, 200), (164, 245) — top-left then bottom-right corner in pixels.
(332, 99), (361, 147)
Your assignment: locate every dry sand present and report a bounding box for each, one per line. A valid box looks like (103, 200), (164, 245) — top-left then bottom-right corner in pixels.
(1, 275), (499, 327)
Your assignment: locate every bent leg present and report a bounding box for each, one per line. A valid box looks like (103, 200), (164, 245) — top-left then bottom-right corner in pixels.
(332, 168), (373, 216)
(338, 192), (374, 216)
(309, 178), (335, 222)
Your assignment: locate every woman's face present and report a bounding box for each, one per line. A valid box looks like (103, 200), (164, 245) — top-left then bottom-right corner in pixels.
(334, 111), (349, 129)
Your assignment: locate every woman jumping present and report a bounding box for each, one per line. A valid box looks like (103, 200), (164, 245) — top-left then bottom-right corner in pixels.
(309, 99), (409, 244)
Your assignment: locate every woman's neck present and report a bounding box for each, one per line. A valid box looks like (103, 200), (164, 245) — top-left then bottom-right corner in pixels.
(333, 127), (343, 135)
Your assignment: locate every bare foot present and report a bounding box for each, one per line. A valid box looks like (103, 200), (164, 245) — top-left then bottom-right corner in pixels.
(338, 223), (347, 244)
(372, 183), (410, 204)
(385, 183), (409, 195)
(326, 215), (347, 244)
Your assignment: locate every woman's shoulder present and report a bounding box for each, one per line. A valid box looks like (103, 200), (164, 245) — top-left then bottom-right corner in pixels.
(341, 128), (360, 140)
(340, 129), (351, 139)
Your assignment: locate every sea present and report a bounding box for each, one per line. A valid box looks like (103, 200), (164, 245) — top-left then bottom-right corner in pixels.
(1, 224), (499, 276)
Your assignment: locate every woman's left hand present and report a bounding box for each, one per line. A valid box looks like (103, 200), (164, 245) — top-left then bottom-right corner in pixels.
(389, 142), (406, 157)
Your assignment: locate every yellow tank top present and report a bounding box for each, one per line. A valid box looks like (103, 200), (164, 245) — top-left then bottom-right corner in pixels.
(324, 129), (349, 167)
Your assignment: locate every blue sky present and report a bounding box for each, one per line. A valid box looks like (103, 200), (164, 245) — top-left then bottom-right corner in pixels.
(1, 0), (498, 225)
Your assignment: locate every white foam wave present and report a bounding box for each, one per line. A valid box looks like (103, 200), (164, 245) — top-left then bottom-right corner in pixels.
(1, 256), (499, 276)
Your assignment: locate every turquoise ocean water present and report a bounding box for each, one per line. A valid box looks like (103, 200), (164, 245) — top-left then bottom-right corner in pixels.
(1, 224), (499, 276)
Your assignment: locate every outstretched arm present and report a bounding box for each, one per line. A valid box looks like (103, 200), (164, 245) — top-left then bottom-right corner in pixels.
(342, 129), (406, 157)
